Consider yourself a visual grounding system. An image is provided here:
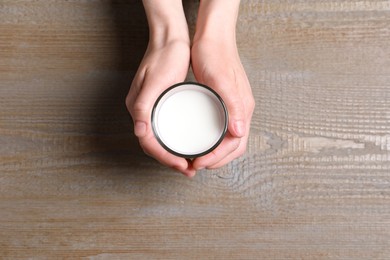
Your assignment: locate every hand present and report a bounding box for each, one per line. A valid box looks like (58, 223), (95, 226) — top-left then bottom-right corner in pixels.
(126, 1), (196, 177)
(126, 40), (196, 177)
(191, 0), (255, 170)
(191, 39), (255, 170)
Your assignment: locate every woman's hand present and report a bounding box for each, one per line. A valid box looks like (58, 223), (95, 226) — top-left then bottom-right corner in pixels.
(126, 0), (196, 177)
(191, 0), (255, 170)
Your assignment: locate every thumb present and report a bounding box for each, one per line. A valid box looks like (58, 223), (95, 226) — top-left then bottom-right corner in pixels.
(127, 77), (179, 139)
(225, 95), (246, 138)
(209, 78), (246, 138)
(127, 82), (160, 138)
(197, 77), (246, 138)
(128, 100), (151, 138)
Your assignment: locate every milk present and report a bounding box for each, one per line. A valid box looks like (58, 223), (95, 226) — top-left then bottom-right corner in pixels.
(152, 83), (227, 157)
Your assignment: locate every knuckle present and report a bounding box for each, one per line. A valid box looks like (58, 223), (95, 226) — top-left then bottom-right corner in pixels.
(125, 95), (132, 112)
(238, 141), (248, 157)
(232, 138), (241, 150)
(248, 99), (255, 115)
(132, 101), (149, 116)
(243, 96), (255, 117)
(228, 98), (245, 118)
(232, 147), (244, 160)
(249, 97), (256, 110)
(140, 144), (152, 157)
(237, 147), (246, 158)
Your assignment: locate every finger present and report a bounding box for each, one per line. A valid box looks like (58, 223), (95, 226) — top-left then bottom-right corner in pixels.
(126, 66), (148, 110)
(224, 92), (246, 138)
(128, 73), (179, 138)
(208, 136), (249, 169)
(192, 132), (241, 170)
(172, 166), (197, 178)
(125, 69), (150, 138)
(196, 74), (246, 138)
(139, 133), (196, 177)
(208, 116), (251, 169)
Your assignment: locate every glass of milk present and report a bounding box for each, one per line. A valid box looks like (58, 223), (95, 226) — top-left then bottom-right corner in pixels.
(151, 82), (228, 158)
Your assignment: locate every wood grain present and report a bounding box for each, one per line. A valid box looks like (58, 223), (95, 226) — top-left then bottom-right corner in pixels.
(1, 0), (390, 258)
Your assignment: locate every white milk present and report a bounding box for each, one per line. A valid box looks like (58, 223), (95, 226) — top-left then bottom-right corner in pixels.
(152, 83), (227, 157)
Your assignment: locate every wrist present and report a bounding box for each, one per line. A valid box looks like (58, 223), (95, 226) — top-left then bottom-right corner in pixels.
(149, 25), (190, 48)
(193, 0), (240, 43)
(143, 0), (190, 47)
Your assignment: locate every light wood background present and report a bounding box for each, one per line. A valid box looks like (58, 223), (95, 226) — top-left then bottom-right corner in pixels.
(1, 0), (390, 259)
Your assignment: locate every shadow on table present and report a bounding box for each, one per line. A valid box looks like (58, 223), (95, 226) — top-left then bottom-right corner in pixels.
(88, 0), (149, 173)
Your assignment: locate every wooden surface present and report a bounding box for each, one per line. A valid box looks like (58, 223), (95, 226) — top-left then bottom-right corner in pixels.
(1, 0), (390, 258)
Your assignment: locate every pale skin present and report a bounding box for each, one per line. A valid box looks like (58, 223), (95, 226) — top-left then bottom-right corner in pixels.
(126, 0), (255, 177)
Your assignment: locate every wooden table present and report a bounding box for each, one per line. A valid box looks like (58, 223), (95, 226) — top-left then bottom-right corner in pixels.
(1, 0), (390, 258)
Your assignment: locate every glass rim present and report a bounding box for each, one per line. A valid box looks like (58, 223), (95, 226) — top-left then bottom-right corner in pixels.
(151, 82), (228, 158)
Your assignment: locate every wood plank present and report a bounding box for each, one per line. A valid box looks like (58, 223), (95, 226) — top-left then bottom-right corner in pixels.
(1, 0), (390, 258)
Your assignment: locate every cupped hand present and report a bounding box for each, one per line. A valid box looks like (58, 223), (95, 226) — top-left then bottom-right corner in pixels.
(191, 38), (255, 170)
(126, 39), (196, 177)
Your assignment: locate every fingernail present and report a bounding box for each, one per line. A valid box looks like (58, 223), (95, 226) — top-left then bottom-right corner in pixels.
(186, 170), (197, 178)
(134, 121), (147, 137)
(234, 120), (245, 137)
